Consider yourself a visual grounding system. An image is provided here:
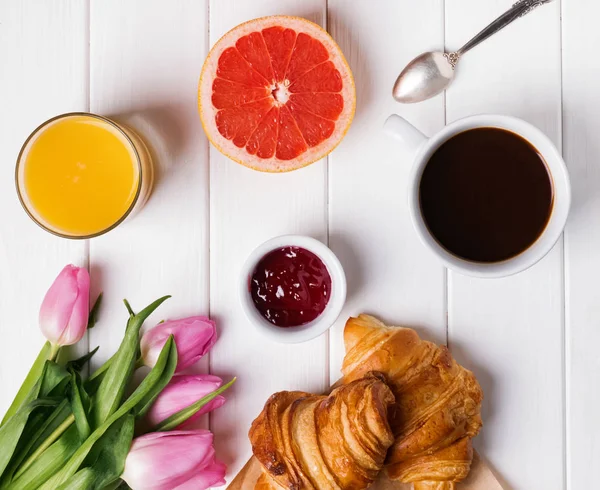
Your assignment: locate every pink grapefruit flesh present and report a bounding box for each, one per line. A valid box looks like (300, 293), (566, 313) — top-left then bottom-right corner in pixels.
(199, 16), (355, 172)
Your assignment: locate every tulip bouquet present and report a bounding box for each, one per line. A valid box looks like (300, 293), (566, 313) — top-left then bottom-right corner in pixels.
(0, 265), (234, 490)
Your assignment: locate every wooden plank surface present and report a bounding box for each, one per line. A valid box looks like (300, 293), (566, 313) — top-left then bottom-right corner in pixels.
(326, 0), (447, 377)
(90, 0), (209, 434)
(445, 1), (564, 489)
(2, 1), (599, 488)
(208, 0), (329, 478)
(0, 0), (87, 415)
(562, 1), (600, 488)
(88, 0), (210, 384)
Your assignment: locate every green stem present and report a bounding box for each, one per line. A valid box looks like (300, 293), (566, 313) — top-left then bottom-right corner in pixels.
(48, 344), (61, 363)
(15, 414), (75, 478)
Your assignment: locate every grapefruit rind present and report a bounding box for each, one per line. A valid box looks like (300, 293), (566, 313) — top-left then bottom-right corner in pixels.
(199, 15), (356, 173)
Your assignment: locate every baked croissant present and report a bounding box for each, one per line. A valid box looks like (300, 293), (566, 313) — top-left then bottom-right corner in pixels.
(341, 315), (483, 490)
(249, 372), (395, 490)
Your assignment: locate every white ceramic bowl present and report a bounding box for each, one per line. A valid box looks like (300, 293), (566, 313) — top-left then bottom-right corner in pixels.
(239, 235), (346, 343)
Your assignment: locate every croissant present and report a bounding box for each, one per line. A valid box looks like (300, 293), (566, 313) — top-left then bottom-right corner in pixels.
(249, 372), (395, 490)
(341, 315), (483, 490)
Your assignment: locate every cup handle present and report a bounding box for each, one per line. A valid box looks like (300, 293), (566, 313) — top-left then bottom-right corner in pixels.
(384, 114), (428, 154)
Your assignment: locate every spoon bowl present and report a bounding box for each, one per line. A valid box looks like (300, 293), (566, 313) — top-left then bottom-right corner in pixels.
(391, 0), (554, 104)
(392, 52), (455, 104)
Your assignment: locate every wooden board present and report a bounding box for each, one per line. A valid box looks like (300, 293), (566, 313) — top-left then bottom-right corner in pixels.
(562, 0), (600, 487)
(327, 0), (447, 382)
(444, 1), (564, 489)
(89, 0), (210, 375)
(4, 0), (600, 488)
(0, 0), (88, 414)
(208, 0), (329, 477)
(228, 452), (504, 490)
(228, 369), (501, 490)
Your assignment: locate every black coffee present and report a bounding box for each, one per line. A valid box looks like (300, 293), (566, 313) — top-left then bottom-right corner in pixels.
(419, 127), (553, 263)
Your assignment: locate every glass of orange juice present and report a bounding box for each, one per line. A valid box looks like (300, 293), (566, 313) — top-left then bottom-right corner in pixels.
(16, 112), (153, 239)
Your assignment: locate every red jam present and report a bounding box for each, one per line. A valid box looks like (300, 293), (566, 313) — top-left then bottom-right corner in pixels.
(250, 246), (332, 328)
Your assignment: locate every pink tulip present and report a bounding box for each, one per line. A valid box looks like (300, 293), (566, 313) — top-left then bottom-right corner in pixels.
(121, 430), (226, 490)
(141, 316), (217, 372)
(147, 375), (226, 428)
(39, 265), (90, 346)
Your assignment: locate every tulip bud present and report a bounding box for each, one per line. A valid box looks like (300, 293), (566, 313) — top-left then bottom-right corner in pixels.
(146, 375), (226, 429)
(121, 430), (226, 490)
(39, 265), (90, 347)
(141, 316), (217, 372)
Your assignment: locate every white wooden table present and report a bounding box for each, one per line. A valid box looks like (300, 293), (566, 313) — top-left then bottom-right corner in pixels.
(0, 1), (597, 489)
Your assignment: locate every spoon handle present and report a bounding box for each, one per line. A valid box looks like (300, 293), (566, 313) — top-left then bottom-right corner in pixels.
(455, 0), (554, 58)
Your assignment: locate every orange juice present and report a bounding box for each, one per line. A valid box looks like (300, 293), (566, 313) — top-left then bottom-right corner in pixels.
(17, 114), (151, 238)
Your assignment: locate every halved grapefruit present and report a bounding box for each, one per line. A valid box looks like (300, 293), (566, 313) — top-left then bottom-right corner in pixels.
(199, 16), (355, 172)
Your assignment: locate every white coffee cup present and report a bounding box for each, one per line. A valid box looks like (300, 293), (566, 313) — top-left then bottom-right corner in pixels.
(384, 114), (571, 278)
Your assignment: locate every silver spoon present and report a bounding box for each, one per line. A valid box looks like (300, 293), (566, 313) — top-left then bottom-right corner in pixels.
(392, 0), (554, 104)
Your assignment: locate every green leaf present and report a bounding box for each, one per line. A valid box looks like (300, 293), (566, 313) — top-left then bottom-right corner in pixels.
(7, 425), (80, 490)
(40, 362), (70, 397)
(37, 337), (177, 490)
(84, 354), (114, 396)
(0, 400), (71, 486)
(0, 362), (72, 486)
(101, 480), (127, 490)
(88, 293), (103, 330)
(0, 397), (58, 478)
(90, 296), (170, 429)
(38, 416), (134, 490)
(154, 377), (237, 431)
(133, 335), (178, 418)
(55, 467), (95, 490)
(11, 411), (75, 482)
(66, 347), (99, 373)
(70, 372), (90, 441)
(1, 343), (51, 426)
(82, 414), (134, 489)
(122, 300), (135, 318)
